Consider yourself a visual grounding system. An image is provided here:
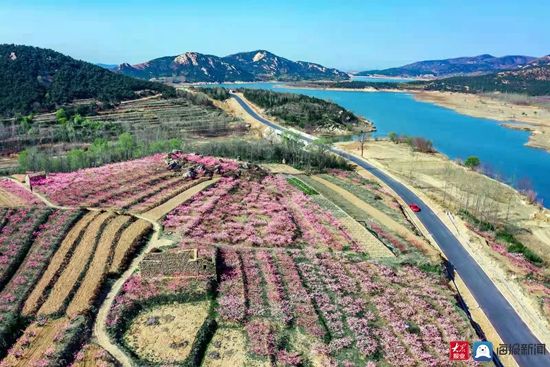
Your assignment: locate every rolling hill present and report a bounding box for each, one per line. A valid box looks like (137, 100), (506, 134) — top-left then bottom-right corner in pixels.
(115, 50), (349, 82)
(357, 54), (536, 78)
(0, 44), (175, 116)
(418, 56), (550, 95)
(307, 56), (550, 96)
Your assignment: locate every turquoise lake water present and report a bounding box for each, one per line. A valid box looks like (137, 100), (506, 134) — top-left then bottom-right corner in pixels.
(213, 82), (550, 207)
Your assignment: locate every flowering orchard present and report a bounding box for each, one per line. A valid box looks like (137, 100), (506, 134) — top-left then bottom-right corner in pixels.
(0, 209), (80, 344)
(0, 208), (52, 290)
(216, 248), (477, 366)
(31, 153), (238, 209)
(0, 179), (44, 206)
(164, 175), (361, 251)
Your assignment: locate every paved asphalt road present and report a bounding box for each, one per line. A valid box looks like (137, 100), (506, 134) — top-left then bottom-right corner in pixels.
(231, 93), (550, 367)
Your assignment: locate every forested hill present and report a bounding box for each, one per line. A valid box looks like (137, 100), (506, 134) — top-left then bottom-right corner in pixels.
(0, 44), (175, 117)
(239, 88), (368, 133)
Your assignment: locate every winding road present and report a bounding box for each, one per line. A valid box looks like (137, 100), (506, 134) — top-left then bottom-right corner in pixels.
(231, 93), (550, 367)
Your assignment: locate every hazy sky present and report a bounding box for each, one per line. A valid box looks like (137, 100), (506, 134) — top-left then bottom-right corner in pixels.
(1, 0), (548, 70)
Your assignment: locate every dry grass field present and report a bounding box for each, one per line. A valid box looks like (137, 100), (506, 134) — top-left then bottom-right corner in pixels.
(123, 301), (210, 364)
(202, 328), (247, 367)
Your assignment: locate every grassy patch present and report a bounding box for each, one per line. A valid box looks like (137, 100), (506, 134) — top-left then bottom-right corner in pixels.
(496, 229), (543, 265)
(458, 209), (495, 231)
(287, 177), (318, 195)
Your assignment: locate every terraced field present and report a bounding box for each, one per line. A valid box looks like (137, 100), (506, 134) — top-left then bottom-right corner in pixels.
(0, 154), (480, 367)
(31, 153), (235, 209)
(87, 98), (247, 138)
(66, 215), (132, 316)
(0, 96), (248, 154)
(0, 153), (238, 365)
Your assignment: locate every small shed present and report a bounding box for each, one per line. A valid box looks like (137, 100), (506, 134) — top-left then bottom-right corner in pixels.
(25, 172), (46, 189)
(141, 248), (216, 279)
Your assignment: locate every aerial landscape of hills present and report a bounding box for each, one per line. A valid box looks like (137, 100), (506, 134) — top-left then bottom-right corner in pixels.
(1, 2), (550, 366)
(1, 27), (550, 367)
(116, 50), (350, 83)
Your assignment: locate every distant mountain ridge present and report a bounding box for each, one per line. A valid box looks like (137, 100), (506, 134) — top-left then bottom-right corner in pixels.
(419, 55), (550, 95)
(115, 50), (350, 82)
(357, 54), (538, 78)
(0, 44), (174, 116)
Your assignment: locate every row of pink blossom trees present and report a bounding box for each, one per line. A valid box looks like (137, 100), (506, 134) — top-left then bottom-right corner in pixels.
(164, 175), (361, 251)
(216, 248), (476, 366)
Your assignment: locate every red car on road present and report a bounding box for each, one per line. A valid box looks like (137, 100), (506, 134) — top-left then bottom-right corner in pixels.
(409, 203), (421, 212)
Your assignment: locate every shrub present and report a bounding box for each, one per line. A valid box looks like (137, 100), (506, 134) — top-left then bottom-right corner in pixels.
(193, 87), (230, 101)
(458, 209), (495, 231)
(184, 138), (354, 172)
(464, 156), (481, 169)
(497, 229), (543, 265)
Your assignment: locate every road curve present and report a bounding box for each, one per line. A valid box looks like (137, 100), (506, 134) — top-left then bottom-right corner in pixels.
(231, 93), (550, 367)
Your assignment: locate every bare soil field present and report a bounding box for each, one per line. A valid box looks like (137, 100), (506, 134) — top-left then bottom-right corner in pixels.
(108, 219), (153, 274)
(66, 215), (132, 316)
(0, 188), (23, 207)
(38, 212), (114, 315)
(1, 317), (68, 367)
(22, 211), (100, 315)
(261, 163), (303, 174)
(71, 343), (118, 367)
(202, 328), (247, 367)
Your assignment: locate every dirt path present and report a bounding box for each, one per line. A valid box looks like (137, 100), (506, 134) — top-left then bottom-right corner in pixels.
(93, 179), (217, 367)
(4, 177), (65, 208)
(142, 177), (220, 221)
(92, 216), (165, 367)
